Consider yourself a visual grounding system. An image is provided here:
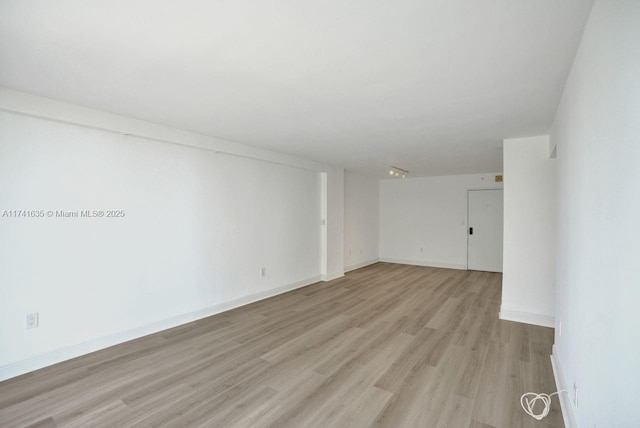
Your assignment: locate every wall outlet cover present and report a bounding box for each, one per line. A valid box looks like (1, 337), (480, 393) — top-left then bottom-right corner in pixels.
(26, 313), (39, 329)
(558, 321), (562, 336)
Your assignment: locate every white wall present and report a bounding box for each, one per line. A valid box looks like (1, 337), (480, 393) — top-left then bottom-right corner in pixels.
(551, 1), (640, 426)
(379, 173), (502, 269)
(344, 172), (379, 271)
(500, 135), (556, 328)
(0, 90), (341, 380)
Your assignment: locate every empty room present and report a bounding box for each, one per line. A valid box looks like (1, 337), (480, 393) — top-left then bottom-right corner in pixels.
(1, 1), (638, 427)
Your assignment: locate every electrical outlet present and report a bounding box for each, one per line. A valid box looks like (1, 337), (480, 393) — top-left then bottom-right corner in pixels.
(573, 382), (578, 407)
(420, 247), (424, 253)
(558, 321), (562, 336)
(360, 249), (363, 255)
(260, 267), (266, 277)
(26, 313), (39, 329)
(349, 250), (352, 256)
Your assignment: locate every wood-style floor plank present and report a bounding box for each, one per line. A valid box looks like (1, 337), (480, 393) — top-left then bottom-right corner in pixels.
(0, 263), (563, 427)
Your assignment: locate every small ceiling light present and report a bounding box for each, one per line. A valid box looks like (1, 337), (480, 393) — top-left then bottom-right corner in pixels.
(388, 166), (409, 179)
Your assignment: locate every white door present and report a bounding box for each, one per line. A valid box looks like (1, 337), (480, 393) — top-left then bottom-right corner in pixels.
(467, 189), (503, 272)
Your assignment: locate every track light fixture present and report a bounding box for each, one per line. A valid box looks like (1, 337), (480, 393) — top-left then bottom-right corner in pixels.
(388, 166), (409, 179)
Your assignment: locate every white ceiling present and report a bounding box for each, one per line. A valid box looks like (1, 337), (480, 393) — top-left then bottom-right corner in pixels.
(0, 0), (594, 178)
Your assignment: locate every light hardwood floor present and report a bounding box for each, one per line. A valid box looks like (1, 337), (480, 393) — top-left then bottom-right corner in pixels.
(0, 263), (563, 427)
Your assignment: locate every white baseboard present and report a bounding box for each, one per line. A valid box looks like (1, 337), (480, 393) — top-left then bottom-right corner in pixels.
(321, 271), (345, 281)
(379, 257), (466, 270)
(551, 346), (577, 428)
(0, 274), (322, 382)
(344, 258), (380, 273)
(499, 307), (555, 328)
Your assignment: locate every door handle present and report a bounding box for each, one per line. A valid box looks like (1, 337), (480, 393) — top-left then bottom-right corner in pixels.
(469, 227), (473, 235)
